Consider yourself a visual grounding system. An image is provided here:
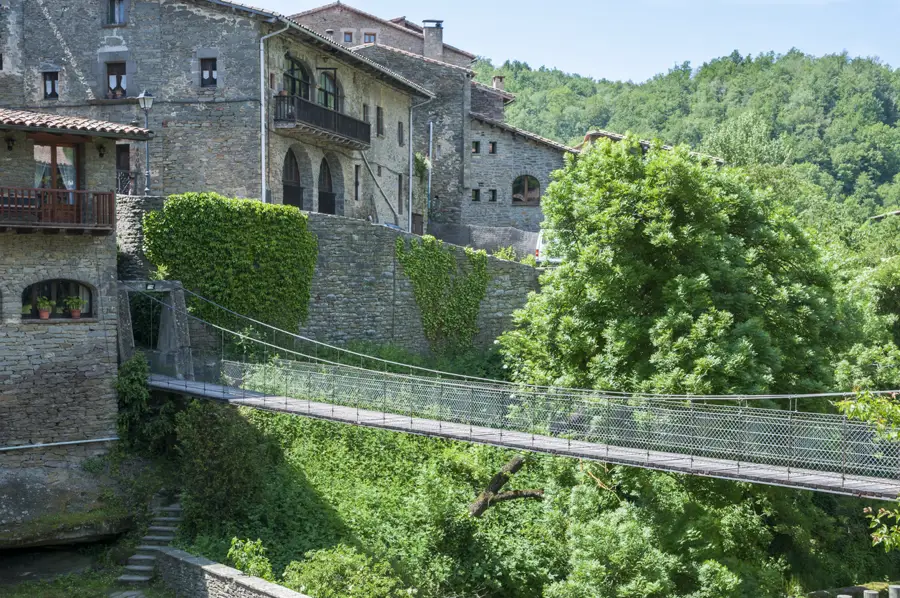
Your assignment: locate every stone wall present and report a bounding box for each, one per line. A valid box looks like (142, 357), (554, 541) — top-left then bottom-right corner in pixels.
(430, 222), (539, 260)
(465, 118), (568, 232)
(292, 6), (474, 68)
(355, 45), (471, 226)
(299, 213), (539, 353)
(156, 546), (311, 598)
(117, 194), (165, 280)
(0, 231), (119, 547)
(471, 84), (506, 122)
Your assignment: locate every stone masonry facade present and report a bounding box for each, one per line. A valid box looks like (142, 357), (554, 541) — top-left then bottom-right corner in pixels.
(466, 117), (569, 232)
(0, 0), (424, 224)
(299, 213), (540, 354)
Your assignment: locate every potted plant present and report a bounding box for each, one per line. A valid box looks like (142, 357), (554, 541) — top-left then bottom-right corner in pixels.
(64, 296), (88, 319)
(36, 296), (55, 320)
(21, 303), (32, 316)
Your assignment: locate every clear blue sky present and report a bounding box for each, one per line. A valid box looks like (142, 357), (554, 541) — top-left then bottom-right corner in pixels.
(258, 0), (900, 82)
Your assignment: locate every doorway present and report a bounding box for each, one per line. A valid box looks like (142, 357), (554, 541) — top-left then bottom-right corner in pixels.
(282, 149), (304, 209)
(318, 158), (336, 215)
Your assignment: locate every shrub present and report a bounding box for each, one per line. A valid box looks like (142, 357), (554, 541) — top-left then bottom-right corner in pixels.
(282, 544), (406, 598)
(116, 353), (179, 456)
(492, 245), (518, 261)
(227, 538), (274, 581)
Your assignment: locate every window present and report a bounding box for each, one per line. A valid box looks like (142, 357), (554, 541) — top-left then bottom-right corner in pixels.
(355, 165), (360, 201)
(269, 72), (276, 89)
(377, 165), (382, 176)
(363, 104), (369, 123)
(376, 106), (384, 136)
(398, 121), (404, 146)
(318, 71), (339, 111)
(284, 55), (311, 100)
(512, 175), (541, 205)
(106, 62), (126, 98)
(43, 72), (59, 100)
(364, 32), (376, 44)
(489, 189), (497, 202)
(22, 280), (93, 320)
(35, 143), (79, 193)
(471, 141), (480, 154)
(471, 188), (481, 202)
(107, 0), (126, 25)
(344, 32), (353, 43)
(200, 58), (217, 88)
(489, 141), (497, 154)
(398, 174), (403, 214)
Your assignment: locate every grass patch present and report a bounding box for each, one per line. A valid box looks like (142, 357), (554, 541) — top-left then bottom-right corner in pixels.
(1, 569), (174, 598)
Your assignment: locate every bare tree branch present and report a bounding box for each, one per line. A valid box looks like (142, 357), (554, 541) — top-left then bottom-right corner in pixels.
(469, 455), (544, 517)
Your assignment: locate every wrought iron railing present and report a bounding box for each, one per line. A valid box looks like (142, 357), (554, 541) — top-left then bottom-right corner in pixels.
(116, 170), (143, 195)
(274, 95), (371, 145)
(0, 187), (115, 229)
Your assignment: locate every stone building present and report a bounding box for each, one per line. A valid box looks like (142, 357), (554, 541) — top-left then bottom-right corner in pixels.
(0, 0), (433, 225)
(0, 109), (151, 547)
(293, 4), (577, 233)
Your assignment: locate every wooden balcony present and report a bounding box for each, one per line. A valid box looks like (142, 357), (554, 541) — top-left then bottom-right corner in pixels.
(0, 188), (116, 234)
(274, 95), (371, 149)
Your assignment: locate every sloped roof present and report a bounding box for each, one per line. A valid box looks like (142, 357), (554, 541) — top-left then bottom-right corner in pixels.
(472, 80), (515, 104)
(470, 112), (578, 154)
(291, 2), (476, 60)
(0, 108), (152, 140)
(578, 130), (725, 164)
(351, 43), (474, 74)
(195, 0), (432, 98)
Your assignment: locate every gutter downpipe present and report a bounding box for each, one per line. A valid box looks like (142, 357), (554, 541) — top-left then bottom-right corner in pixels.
(426, 121), (434, 233)
(408, 96), (434, 232)
(260, 22), (290, 203)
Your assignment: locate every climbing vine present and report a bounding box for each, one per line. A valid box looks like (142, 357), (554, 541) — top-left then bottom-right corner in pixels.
(395, 235), (490, 353)
(143, 193), (318, 332)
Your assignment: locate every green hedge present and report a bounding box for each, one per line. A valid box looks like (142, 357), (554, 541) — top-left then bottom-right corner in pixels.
(143, 193), (318, 331)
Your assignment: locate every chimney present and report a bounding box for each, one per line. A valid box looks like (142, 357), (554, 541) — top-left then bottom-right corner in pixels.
(492, 75), (505, 91)
(422, 20), (444, 61)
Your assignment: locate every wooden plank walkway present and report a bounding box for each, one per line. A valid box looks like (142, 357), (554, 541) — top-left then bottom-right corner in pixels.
(150, 375), (900, 501)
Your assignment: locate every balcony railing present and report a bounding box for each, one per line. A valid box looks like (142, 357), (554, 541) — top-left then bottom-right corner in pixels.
(116, 170), (143, 196)
(0, 188), (116, 232)
(274, 95), (371, 146)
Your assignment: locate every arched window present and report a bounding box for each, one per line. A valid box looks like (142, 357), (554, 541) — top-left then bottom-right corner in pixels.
(319, 158), (333, 193)
(318, 71), (340, 111)
(22, 280), (93, 319)
(283, 149), (301, 185)
(512, 175), (541, 205)
(318, 158), (336, 215)
(284, 54), (311, 100)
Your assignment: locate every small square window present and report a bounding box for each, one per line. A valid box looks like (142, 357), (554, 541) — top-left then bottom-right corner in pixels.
(200, 58), (217, 88)
(106, 62), (126, 98)
(489, 141), (497, 154)
(472, 141), (480, 154)
(489, 189), (497, 202)
(344, 32), (353, 43)
(364, 32), (376, 44)
(472, 189), (481, 202)
(43, 72), (59, 100)
(107, 0), (126, 25)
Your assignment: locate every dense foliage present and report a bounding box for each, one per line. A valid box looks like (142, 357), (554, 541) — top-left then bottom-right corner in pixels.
(475, 50), (900, 208)
(501, 139), (840, 394)
(116, 353), (179, 455)
(396, 235), (490, 353)
(170, 401), (900, 597)
(143, 193), (318, 331)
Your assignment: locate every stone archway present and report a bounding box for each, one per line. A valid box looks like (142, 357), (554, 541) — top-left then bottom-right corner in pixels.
(318, 152), (345, 215)
(281, 145), (314, 211)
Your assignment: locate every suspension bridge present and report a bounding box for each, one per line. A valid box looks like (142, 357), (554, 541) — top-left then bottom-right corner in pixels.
(122, 282), (900, 501)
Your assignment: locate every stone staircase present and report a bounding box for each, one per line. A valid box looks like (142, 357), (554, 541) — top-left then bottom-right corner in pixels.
(109, 498), (182, 598)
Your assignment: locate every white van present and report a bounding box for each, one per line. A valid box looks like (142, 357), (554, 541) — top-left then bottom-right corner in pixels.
(535, 230), (562, 265)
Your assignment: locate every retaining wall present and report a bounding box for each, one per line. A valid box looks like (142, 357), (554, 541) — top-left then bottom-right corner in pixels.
(155, 546), (311, 598)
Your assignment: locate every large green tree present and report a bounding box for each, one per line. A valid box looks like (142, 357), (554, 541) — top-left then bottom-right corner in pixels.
(500, 138), (841, 395)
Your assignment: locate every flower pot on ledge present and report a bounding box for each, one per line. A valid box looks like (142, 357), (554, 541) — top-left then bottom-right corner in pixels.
(70, 309), (82, 319)
(38, 310), (50, 320)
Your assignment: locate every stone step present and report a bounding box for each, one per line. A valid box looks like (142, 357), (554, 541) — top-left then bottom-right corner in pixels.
(125, 564), (155, 574)
(153, 505), (182, 514)
(109, 590), (146, 598)
(147, 525), (178, 533)
(141, 535), (175, 545)
(151, 516), (182, 524)
(116, 574), (153, 585)
(128, 553), (157, 564)
(134, 545), (163, 553)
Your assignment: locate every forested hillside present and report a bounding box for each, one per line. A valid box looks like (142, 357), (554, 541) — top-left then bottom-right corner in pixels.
(475, 50), (900, 211)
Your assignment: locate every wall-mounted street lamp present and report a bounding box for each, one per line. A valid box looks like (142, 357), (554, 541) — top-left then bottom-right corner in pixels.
(137, 90), (154, 195)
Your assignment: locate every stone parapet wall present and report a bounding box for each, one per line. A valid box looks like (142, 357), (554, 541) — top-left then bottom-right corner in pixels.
(156, 546), (311, 598)
(300, 213), (539, 353)
(117, 195), (166, 280)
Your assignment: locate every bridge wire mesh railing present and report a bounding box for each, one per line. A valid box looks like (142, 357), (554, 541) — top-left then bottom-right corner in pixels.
(126, 284), (900, 493)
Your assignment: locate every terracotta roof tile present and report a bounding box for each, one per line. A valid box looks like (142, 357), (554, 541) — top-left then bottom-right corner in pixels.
(469, 112), (577, 154)
(351, 43), (474, 74)
(0, 108), (152, 139)
(472, 80), (515, 103)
